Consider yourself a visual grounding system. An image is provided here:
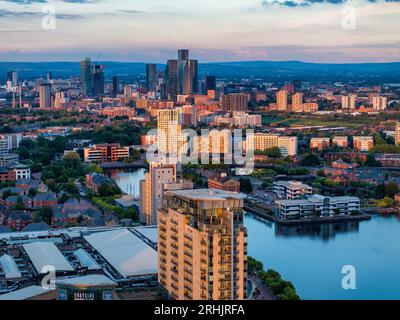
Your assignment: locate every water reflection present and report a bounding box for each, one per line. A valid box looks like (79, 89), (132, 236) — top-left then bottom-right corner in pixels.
(275, 221), (360, 240)
(104, 168), (146, 197)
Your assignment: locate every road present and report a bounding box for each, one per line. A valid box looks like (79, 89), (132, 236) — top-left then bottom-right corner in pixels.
(248, 273), (276, 300)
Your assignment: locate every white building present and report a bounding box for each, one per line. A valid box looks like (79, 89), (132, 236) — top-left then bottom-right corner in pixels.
(273, 180), (312, 200)
(14, 164), (31, 180)
(275, 194), (361, 219)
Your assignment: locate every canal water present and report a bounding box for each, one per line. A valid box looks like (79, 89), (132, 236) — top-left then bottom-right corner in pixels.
(110, 169), (400, 300)
(105, 168), (146, 197)
(245, 213), (400, 300)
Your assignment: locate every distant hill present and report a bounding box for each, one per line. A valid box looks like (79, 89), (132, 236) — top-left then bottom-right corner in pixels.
(1, 60), (400, 82)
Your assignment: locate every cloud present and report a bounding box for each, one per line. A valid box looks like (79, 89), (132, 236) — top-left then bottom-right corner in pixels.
(262, 0), (400, 6)
(0, 9), (84, 19)
(0, 0), (98, 3)
(0, 0), (46, 4)
(115, 9), (145, 14)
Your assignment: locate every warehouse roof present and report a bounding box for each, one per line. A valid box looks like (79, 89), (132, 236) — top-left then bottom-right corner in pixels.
(84, 229), (157, 278)
(0, 286), (55, 300)
(73, 248), (101, 271)
(22, 242), (74, 273)
(0, 254), (22, 280)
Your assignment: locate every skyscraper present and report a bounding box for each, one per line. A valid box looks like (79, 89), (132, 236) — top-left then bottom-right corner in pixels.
(158, 188), (247, 300)
(7, 71), (18, 87)
(177, 49), (198, 95)
(39, 83), (52, 109)
(146, 64), (157, 92)
(92, 64), (104, 96)
(165, 60), (178, 100)
(81, 57), (92, 97)
(112, 76), (118, 97)
(205, 75), (216, 92)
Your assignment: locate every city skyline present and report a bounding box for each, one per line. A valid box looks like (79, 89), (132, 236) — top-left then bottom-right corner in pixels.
(0, 0), (400, 63)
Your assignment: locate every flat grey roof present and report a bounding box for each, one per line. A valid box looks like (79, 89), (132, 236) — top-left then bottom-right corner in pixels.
(133, 226), (158, 244)
(22, 242), (74, 273)
(166, 188), (246, 201)
(0, 254), (22, 280)
(0, 286), (55, 300)
(56, 274), (116, 287)
(84, 229), (157, 278)
(73, 248), (101, 271)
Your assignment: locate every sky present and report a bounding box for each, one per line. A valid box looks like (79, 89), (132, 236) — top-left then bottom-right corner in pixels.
(0, 0), (399, 63)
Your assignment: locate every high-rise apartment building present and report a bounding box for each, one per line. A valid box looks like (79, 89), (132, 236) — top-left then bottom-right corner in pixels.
(81, 57), (92, 97)
(396, 123), (400, 145)
(292, 92), (303, 112)
(158, 188), (247, 300)
(342, 94), (357, 110)
(372, 96), (388, 111)
(146, 64), (157, 92)
(139, 162), (177, 225)
(39, 83), (52, 109)
(157, 109), (186, 156)
(221, 93), (249, 112)
(276, 90), (288, 111)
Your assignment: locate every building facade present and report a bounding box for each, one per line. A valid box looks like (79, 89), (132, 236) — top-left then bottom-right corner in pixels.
(275, 194), (361, 219)
(158, 189), (247, 300)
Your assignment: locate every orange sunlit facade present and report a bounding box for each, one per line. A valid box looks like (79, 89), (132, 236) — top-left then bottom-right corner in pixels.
(158, 189), (247, 300)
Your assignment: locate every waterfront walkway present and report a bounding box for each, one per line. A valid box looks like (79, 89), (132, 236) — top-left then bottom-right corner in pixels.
(248, 273), (276, 300)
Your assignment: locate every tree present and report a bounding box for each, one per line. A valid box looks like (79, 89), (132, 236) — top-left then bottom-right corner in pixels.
(365, 153), (381, 167)
(64, 181), (79, 196)
(28, 188), (37, 198)
(32, 211), (42, 223)
(98, 183), (122, 197)
(37, 206), (54, 225)
(300, 153), (320, 166)
(58, 193), (70, 204)
(280, 287), (300, 300)
(385, 182), (400, 198)
(265, 147), (282, 158)
(239, 178), (253, 194)
(14, 196), (25, 210)
(46, 179), (60, 194)
(2, 189), (15, 200)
